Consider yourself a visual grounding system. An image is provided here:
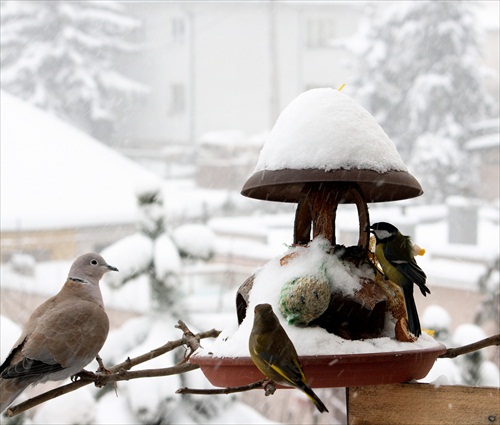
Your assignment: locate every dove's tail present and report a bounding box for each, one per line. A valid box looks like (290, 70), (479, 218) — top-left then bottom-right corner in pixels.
(0, 377), (32, 413)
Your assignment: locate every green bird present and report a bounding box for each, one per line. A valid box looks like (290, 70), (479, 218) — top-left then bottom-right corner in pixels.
(249, 303), (329, 413)
(370, 222), (430, 337)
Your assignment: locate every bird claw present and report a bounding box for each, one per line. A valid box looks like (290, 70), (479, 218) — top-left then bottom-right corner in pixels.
(262, 379), (277, 396)
(71, 369), (96, 382)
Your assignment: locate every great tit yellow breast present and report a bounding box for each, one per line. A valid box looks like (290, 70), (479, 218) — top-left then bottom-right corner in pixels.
(375, 243), (406, 285)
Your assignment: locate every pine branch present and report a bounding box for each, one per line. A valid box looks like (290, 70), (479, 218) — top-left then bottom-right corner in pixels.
(438, 334), (500, 359)
(5, 325), (220, 417)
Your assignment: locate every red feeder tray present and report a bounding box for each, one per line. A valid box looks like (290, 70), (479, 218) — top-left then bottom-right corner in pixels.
(190, 344), (447, 388)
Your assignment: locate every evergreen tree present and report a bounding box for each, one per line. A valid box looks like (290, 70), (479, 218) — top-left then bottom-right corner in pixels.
(0, 1), (147, 141)
(452, 324), (499, 387)
(93, 185), (250, 423)
(475, 256), (500, 332)
(349, 2), (496, 201)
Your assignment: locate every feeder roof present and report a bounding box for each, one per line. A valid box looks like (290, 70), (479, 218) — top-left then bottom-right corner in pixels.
(242, 88), (422, 203)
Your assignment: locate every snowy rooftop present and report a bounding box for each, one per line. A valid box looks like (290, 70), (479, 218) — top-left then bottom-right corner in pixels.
(254, 88), (408, 174)
(0, 91), (161, 231)
(465, 133), (500, 151)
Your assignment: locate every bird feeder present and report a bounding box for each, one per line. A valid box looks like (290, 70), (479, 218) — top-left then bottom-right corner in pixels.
(192, 88), (446, 388)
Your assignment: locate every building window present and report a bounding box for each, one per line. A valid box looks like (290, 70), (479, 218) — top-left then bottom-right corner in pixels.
(171, 17), (185, 44)
(306, 18), (336, 49)
(168, 83), (186, 115)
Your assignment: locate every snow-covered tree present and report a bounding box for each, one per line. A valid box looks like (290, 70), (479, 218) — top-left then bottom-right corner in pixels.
(93, 184), (264, 424)
(348, 2), (496, 201)
(475, 256), (499, 332)
(0, 1), (147, 141)
(452, 324), (499, 387)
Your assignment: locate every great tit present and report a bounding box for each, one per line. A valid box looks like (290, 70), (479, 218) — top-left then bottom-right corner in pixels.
(249, 303), (329, 413)
(370, 222), (430, 337)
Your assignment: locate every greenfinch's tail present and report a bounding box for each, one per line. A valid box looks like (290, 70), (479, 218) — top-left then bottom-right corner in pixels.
(302, 384), (329, 413)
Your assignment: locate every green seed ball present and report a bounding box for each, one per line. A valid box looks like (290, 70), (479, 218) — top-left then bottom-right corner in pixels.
(279, 275), (331, 325)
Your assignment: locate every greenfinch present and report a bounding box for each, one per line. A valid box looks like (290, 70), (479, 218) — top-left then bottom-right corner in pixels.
(249, 303), (329, 413)
(370, 222), (430, 337)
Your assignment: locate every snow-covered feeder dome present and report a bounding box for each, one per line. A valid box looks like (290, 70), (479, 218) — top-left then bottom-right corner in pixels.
(242, 88), (422, 203)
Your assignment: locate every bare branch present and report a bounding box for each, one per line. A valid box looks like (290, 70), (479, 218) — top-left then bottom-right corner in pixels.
(96, 363), (199, 385)
(110, 327), (220, 373)
(439, 334), (500, 359)
(175, 319), (204, 362)
(176, 379), (277, 396)
(6, 326), (221, 417)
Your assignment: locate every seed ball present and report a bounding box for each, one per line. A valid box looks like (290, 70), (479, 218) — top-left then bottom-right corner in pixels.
(279, 275), (331, 325)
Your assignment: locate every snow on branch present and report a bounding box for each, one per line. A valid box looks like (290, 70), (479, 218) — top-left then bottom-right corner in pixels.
(5, 322), (220, 417)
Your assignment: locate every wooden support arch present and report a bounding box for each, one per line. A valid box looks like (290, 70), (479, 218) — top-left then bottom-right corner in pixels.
(293, 182), (370, 252)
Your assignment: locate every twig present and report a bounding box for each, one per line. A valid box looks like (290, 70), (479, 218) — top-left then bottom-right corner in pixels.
(439, 334), (500, 359)
(96, 363), (199, 385)
(175, 320), (203, 362)
(176, 379), (277, 396)
(6, 326), (221, 417)
(110, 327), (220, 373)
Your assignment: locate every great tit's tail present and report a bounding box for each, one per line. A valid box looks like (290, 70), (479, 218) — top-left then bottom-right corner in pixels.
(301, 384), (329, 413)
(402, 283), (422, 337)
(416, 280), (431, 297)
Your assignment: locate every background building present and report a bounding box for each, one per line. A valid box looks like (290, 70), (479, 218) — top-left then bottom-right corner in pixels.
(113, 2), (362, 155)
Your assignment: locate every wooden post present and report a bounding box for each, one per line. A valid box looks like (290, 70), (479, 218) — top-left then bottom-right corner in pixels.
(346, 383), (500, 425)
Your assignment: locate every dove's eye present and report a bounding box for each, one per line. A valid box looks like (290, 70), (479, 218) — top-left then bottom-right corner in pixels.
(90, 259), (98, 265)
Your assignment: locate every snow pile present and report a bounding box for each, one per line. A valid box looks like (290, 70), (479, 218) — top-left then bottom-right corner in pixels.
(450, 324), (500, 387)
(452, 323), (487, 347)
(419, 358), (462, 386)
(154, 234), (182, 278)
(421, 305), (452, 334)
(172, 224), (216, 260)
(101, 233), (154, 288)
(255, 88), (407, 173)
(203, 237), (440, 358)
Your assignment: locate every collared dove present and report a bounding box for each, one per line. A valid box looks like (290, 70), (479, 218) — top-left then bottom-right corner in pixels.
(1, 253), (118, 413)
